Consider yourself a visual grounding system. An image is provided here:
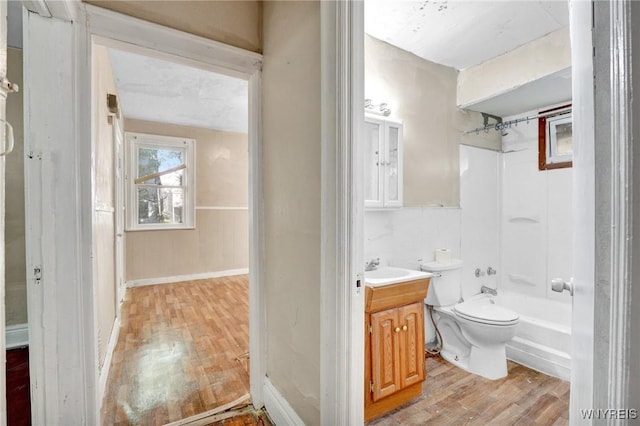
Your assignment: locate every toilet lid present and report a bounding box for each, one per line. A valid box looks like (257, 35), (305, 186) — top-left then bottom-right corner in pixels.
(453, 301), (519, 325)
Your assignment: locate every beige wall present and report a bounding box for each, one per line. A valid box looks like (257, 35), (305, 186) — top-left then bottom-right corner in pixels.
(262, 1), (321, 423)
(5, 48), (26, 326)
(366, 35), (499, 207)
(85, 0), (262, 54)
(458, 28), (571, 108)
(124, 119), (248, 282)
(93, 44), (120, 370)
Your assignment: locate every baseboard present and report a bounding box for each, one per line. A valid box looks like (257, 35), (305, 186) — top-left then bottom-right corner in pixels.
(126, 269), (249, 288)
(6, 323), (28, 349)
(98, 316), (121, 410)
(263, 378), (305, 426)
(506, 344), (570, 381)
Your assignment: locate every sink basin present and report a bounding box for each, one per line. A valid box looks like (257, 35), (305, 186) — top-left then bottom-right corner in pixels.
(365, 267), (432, 287)
(365, 267), (411, 280)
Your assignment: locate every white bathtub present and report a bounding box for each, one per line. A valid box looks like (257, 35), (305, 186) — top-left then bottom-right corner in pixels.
(497, 291), (572, 381)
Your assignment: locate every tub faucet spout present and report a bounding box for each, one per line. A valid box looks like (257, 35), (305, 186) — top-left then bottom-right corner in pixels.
(365, 258), (380, 271)
(481, 285), (497, 296)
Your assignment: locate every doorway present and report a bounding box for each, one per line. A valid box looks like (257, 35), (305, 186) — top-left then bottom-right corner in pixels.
(349, 1), (633, 424)
(92, 39), (253, 424)
(22, 5), (265, 424)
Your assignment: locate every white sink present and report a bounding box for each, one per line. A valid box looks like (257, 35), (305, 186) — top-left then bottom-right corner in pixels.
(365, 267), (432, 287)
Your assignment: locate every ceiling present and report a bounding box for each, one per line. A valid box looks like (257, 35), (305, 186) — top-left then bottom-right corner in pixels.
(365, 0), (569, 70)
(108, 49), (248, 133)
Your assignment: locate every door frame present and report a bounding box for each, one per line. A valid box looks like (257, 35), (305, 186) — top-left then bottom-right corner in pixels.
(332, 0), (635, 423)
(570, 0), (635, 420)
(24, 4), (264, 424)
(112, 116), (125, 314)
(319, 1), (365, 424)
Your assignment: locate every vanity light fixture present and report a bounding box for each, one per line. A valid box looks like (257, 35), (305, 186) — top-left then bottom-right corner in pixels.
(365, 98), (391, 116)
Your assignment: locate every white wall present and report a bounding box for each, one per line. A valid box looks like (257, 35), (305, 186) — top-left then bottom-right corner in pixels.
(365, 35), (500, 208)
(458, 28), (571, 109)
(262, 2), (321, 423)
(123, 119), (249, 283)
(366, 114), (572, 310)
(5, 47), (27, 327)
(364, 208), (461, 271)
(500, 109), (572, 304)
(93, 44), (120, 372)
(460, 145), (499, 300)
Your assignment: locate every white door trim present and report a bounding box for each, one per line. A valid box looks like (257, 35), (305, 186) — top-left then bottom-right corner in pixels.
(602, 0), (633, 416)
(568, 1), (596, 420)
(320, 1), (365, 424)
(24, 4), (264, 424)
(570, 0), (634, 422)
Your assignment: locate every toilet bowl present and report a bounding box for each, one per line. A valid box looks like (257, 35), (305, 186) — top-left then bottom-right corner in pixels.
(421, 260), (519, 380)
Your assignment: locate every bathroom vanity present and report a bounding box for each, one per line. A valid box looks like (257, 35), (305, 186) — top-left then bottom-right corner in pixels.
(364, 276), (430, 421)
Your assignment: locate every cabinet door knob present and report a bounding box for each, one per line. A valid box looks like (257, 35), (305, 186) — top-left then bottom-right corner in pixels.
(395, 327), (400, 333)
(402, 325), (408, 331)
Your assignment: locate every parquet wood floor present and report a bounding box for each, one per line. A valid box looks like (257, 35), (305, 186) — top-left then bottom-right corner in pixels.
(102, 275), (250, 426)
(369, 356), (570, 425)
(7, 347), (31, 426)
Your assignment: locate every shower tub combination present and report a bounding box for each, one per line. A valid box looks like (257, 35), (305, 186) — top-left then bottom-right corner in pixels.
(497, 291), (572, 380)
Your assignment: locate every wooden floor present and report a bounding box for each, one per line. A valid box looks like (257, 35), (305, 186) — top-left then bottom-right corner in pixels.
(369, 356), (570, 425)
(7, 347), (31, 426)
(102, 276), (250, 426)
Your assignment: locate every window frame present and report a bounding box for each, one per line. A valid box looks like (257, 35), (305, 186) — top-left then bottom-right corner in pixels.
(538, 104), (573, 170)
(125, 132), (196, 231)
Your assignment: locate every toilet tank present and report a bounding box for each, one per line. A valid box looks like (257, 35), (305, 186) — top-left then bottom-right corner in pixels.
(420, 259), (463, 306)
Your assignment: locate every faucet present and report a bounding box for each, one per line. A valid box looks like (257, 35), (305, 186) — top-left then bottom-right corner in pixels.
(365, 258), (380, 271)
(481, 285), (497, 296)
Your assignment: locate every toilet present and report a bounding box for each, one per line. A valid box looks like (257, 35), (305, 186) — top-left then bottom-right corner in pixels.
(420, 259), (519, 380)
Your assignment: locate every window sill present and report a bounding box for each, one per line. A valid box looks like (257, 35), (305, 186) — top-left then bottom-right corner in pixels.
(125, 225), (195, 232)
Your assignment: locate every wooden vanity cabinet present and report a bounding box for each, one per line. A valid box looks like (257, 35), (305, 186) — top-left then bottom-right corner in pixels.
(365, 278), (429, 421)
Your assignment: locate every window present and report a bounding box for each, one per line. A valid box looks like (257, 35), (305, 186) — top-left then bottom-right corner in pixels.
(538, 104), (572, 170)
(125, 132), (195, 230)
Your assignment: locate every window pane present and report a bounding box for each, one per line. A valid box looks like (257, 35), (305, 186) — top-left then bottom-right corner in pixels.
(138, 147), (185, 185)
(554, 122), (573, 156)
(137, 187), (184, 225)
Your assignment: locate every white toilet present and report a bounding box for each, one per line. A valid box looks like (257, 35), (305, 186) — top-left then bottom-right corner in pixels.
(421, 259), (519, 380)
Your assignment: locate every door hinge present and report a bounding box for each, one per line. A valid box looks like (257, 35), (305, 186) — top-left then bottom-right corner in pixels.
(369, 381), (374, 393)
(33, 266), (42, 285)
(368, 324), (372, 334)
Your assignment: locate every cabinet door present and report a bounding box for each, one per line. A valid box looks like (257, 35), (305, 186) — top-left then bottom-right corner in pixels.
(398, 302), (425, 388)
(383, 121), (403, 208)
(364, 117), (384, 208)
(370, 309), (401, 401)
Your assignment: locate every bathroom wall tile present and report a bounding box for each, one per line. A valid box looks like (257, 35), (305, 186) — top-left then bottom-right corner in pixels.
(546, 167), (573, 303)
(460, 145), (499, 300)
(364, 208), (461, 271)
(500, 111), (572, 304)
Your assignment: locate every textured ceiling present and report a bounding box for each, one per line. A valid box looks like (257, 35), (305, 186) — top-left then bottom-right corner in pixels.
(365, 0), (569, 70)
(108, 49), (248, 133)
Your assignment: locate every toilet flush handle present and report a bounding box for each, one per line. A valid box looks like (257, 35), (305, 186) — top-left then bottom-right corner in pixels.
(551, 278), (574, 296)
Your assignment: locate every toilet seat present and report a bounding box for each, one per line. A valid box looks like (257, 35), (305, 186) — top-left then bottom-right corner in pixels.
(453, 301), (519, 326)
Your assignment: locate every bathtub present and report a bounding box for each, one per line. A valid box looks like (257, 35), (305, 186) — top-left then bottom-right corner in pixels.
(497, 291), (571, 380)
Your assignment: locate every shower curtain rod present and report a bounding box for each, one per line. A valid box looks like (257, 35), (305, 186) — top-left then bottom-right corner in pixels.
(463, 105), (572, 135)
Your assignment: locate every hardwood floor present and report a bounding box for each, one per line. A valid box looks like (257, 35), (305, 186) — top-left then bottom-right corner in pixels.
(7, 347), (31, 426)
(102, 275), (250, 426)
(369, 356), (570, 426)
